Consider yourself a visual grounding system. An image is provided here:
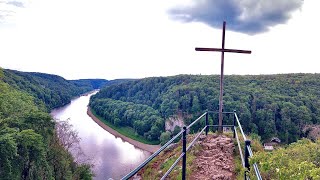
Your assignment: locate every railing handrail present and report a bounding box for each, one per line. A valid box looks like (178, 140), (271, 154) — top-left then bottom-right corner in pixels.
(122, 110), (262, 180)
(234, 126), (245, 167)
(207, 111), (236, 114)
(247, 145), (262, 180)
(187, 125), (207, 151)
(234, 113), (247, 141)
(187, 112), (207, 129)
(121, 128), (184, 179)
(160, 152), (185, 180)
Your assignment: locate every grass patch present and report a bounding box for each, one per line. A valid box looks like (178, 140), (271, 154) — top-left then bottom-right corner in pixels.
(139, 135), (199, 179)
(91, 109), (159, 145)
(233, 131), (264, 179)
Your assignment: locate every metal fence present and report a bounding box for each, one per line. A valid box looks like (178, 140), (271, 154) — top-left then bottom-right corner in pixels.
(122, 111), (262, 180)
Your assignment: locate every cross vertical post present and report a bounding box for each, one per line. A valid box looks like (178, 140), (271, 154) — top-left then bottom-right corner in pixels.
(195, 21), (251, 133)
(219, 22), (226, 133)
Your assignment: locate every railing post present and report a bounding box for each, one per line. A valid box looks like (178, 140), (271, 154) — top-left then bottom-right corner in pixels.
(182, 126), (187, 180)
(233, 110), (236, 138)
(205, 112), (209, 135)
(244, 140), (251, 178)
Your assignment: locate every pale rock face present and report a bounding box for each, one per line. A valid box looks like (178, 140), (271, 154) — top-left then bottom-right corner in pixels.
(165, 115), (185, 132)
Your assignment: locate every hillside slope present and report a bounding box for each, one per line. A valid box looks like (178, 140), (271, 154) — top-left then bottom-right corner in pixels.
(91, 74), (320, 143)
(0, 68), (98, 179)
(3, 69), (92, 109)
(2, 69), (126, 110)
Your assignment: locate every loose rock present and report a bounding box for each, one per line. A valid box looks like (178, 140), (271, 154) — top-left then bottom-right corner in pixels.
(190, 134), (235, 180)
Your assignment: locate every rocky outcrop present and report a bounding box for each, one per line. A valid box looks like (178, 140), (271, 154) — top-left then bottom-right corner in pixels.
(190, 134), (235, 180)
(165, 115), (185, 132)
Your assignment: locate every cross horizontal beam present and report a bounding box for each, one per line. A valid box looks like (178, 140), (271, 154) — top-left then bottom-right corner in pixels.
(195, 47), (251, 54)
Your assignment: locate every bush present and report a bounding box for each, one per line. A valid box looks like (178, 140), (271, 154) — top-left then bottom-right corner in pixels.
(160, 131), (172, 145)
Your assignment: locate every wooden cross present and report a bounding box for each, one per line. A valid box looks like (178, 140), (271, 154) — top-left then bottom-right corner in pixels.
(195, 21), (251, 132)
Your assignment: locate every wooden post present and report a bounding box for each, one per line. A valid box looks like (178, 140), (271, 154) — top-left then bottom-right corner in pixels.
(195, 21), (251, 133)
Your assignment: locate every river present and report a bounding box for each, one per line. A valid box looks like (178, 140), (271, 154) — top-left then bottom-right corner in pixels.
(51, 91), (150, 179)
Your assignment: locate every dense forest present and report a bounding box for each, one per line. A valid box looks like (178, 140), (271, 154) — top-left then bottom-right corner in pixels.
(3, 68), (319, 178)
(3, 69), (92, 110)
(90, 74), (320, 144)
(0, 68), (110, 179)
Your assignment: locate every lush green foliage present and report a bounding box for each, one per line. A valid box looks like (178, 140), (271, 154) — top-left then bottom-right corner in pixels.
(90, 110), (159, 144)
(233, 133), (264, 179)
(140, 138), (197, 179)
(2, 69), (120, 110)
(90, 98), (163, 142)
(2, 69), (90, 110)
(70, 79), (109, 90)
(250, 139), (320, 179)
(0, 68), (95, 179)
(91, 74), (320, 143)
(160, 131), (172, 145)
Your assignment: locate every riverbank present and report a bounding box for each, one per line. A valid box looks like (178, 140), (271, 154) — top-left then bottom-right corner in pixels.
(87, 107), (160, 153)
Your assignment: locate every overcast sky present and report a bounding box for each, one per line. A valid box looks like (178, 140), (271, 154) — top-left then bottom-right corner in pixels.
(0, 0), (318, 80)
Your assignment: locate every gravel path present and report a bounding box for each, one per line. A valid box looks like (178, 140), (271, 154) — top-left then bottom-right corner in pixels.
(190, 134), (235, 180)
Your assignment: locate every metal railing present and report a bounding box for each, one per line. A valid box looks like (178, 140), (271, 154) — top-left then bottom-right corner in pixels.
(234, 112), (262, 180)
(122, 111), (262, 180)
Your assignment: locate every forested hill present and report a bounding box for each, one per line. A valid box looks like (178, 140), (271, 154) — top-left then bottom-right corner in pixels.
(90, 74), (320, 144)
(70, 78), (134, 92)
(2, 69), (110, 109)
(0, 68), (106, 179)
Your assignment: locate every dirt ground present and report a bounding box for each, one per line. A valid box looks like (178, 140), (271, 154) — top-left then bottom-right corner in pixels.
(190, 134), (235, 180)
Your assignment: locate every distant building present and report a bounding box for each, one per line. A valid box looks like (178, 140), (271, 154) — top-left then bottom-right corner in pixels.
(270, 137), (281, 143)
(223, 127), (232, 133)
(264, 137), (281, 151)
(263, 143), (275, 150)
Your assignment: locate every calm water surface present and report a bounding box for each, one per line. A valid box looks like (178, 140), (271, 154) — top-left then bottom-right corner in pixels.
(51, 91), (150, 179)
